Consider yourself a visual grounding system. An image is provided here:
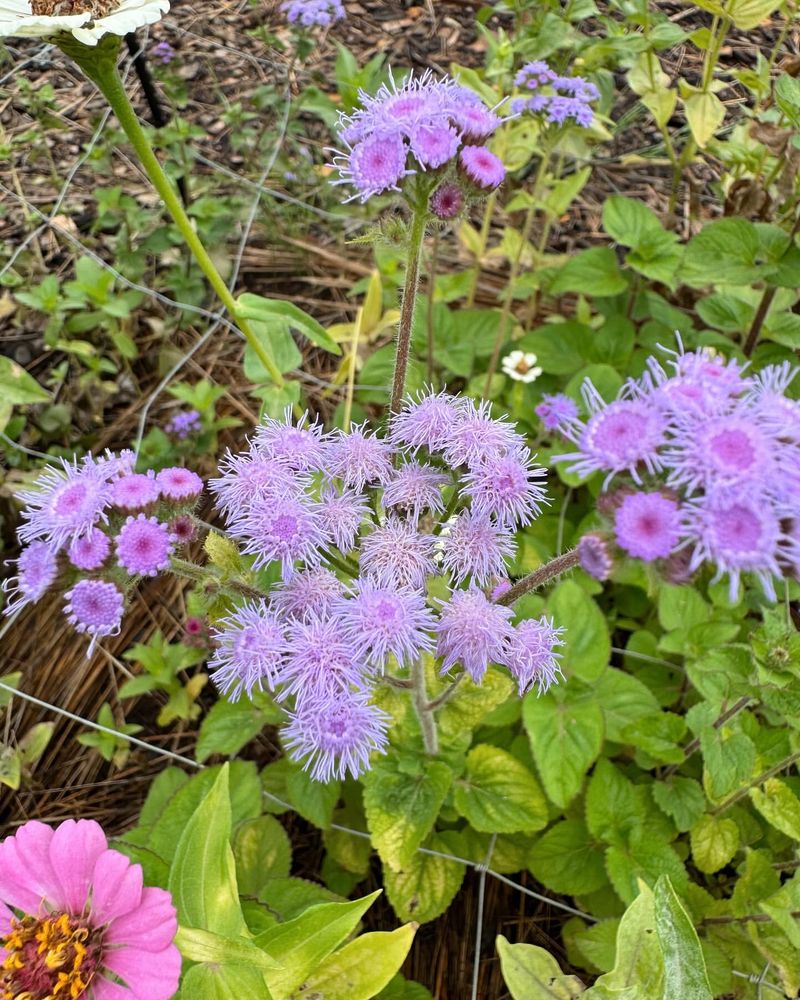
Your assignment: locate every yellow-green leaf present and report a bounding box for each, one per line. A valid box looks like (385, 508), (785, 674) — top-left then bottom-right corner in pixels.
(690, 814), (739, 874)
(750, 778), (800, 840)
(684, 92), (725, 147)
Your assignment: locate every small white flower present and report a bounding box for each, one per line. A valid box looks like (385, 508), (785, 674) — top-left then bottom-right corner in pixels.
(0, 0), (168, 44)
(502, 350), (543, 383)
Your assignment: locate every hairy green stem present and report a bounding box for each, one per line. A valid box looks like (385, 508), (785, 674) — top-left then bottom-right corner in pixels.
(496, 549), (580, 606)
(170, 556), (263, 601)
(662, 696), (751, 779)
(390, 198), (428, 413)
(411, 658), (438, 755)
(711, 749), (800, 816)
(58, 34), (284, 388)
(426, 673), (465, 712)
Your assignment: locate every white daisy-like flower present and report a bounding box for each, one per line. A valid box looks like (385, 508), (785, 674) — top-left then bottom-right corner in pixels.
(0, 0), (168, 45)
(502, 350), (543, 383)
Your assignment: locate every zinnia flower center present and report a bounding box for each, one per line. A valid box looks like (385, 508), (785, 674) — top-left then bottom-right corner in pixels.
(1, 913), (101, 1000)
(30, 0), (116, 17)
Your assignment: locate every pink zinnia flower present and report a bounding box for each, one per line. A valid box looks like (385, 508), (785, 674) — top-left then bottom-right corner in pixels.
(0, 818), (180, 1000)
(156, 467), (203, 501)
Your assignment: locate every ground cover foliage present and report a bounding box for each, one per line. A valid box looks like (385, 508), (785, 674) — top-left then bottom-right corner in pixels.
(1, 0), (800, 997)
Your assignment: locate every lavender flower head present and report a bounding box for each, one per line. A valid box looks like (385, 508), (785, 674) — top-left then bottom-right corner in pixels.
(165, 409), (200, 439)
(336, 579), (435, 668)
(577, 533), (613, 582)
(64, 580), (124, 654)
(2, 541), (58, 615)
(17, 456), (112, 549)
(331, 70), (505, 202)
(535, 393), (580, 433)
(283, 0), (345, 27)
(514, 61), (599, 127)
(209, 602), (288, 701)
(502, 616), (564, 695)
(436, 588), (514, 684)
(614, 491), (680, 562)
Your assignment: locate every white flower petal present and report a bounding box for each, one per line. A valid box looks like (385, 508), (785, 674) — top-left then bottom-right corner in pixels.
(69, 0), (167, 43)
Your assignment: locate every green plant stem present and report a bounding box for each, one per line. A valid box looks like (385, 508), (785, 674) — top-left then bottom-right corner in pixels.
(496, 548), (580, 606)
(743, 211), (800, 356)
(711, 748), (800, 817)
(467, 189), (497, 308)
(58, 35), (284, 388)
(661, 696), (751, 779)
(169, 556), (263, 601)
(426, 673), (465, 712)
(411, 657), (438, 755)
(426, 230), (440, 386)
(390, 197), (428, 413)
(324, 550), (360, 578)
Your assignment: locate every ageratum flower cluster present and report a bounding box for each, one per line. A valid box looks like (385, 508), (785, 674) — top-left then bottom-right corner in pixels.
(332, 71), (507, 203)
(208, 395), (564, 783)
(282, 0), (345, 28)
(512, 61), (599, 127)
(538, 347), (800, 601)
(3, 452), (202, 652)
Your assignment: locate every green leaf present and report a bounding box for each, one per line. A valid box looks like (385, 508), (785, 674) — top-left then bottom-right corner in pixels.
(175, 926), (279, 972)
(658, 586), (710, 631)
(363, 758), (453, 870)
(518, 321), (593, 376)
(750, 778), (800, 840)
(243, 320), (302, 379)
(376, 974), (434, 1000)
(550, 248), (628, 298)
(605, 832), (687, 905)
(622, 713), (687, 765)
(690, 814), (739, 874)
(651, 777), (706, 833)
(684, 91), (725, 147)
(0, 357), (50, 406)
(593, 668), (660, 743)
(728, 0), (782, 29)
(234, 816), (292, 893)
(496, 936), (585, 999)
(585, 759), (642, 845)
(179, 962), (272, 999)
(285, 766), (340, 830)
(257, 892), (380, 998)
(383, 833), (465, 924)
(168, 764), (246, 938)
(701, 727), (757, 802)
(548, 581), (610, 681)
(528, 819), (609, 896)
(296, 924), (417, 1000)
(587, 883), (664, 997)
(453, 744), (548, 834)
(196, 698), (268, 762)
(681, 218), (768, 287)
(524, 691), (604, 809)
(237, 292), (341, 355)
(602, 195), (663, 249)
(436, 666), (515, 742)
(654, 876), (713, 999)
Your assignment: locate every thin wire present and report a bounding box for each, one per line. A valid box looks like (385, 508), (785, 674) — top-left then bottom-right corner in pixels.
(471, 833), (496, 1000)
(0, 678), (598, 923)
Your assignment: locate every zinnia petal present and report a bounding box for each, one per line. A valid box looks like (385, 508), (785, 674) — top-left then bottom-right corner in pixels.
(90, 849), (143, 925)
(105, 886), (178, 952)
(48, 819), (107, 914)
(102, 942), (182, 1000)
(0, 819), (63, 912)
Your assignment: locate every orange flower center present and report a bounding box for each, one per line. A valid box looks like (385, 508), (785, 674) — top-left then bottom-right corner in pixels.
(1, 913), (100, 1000)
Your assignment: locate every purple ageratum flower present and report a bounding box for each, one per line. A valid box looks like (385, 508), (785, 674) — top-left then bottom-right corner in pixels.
(516, 61), (557, 89)
(436, 587), (514, 683)
(110, 473), (159, 511)
(459, 145), (506, 190)
(170, 514), (196, 545)
(502, 616), (564, 695)
(746, 361), (800, 443)
(683, 489), (785, 602)
(327, 424), (394, 490)
(641, 346), (750, 415)
(442, 398), (521, 468)
(318, 486), (370, 553)
(279, 614), (366, 704)
(282, 689), (389, 782)
(271, 566), (345, 621)
(210, 446), (300, 515)
(535, 393), (580, 433)
(209, 601), (287, 700)
(0, 819), (180, 1000)
(342, 132), (411, 203)
(336, 579), (435, 669)
(2, 541), (58, 615)
(552, 75), (601, 100)
(545, 95), (594, 127)
(116, 515), (175, 577)
(17, 457), (112, 549)
(410, 123), (461, 169)
(439, 510), (516, 586)
(390, 390), (464, 454)
(165, 408), (200, 438)
(253, 408), (329, 472)
(94, 448), (136, 480)
(554, 381), (668, 487)
(453, 94), (502, 142)
(463, 449), (549, 527)
(382, 462), (449, 525)
(64, 579), (124, 652)
(578, 532), (613, 581)
(430, 182), (464, 220)
(360, 516), (438, 590)
(228, 495), (328, 576)
(614, 491), (680, 562)
(67, 527), (111, 571)
(283, 0), (345, 26)
(156, 467), (203, 502)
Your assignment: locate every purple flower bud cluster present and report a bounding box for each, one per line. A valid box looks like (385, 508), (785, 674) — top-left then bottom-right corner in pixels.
(3, 453), (202, 653)
(208, 395), (563, 782)
(152, 40), (176, 64)
(282, 0), (345, 27)
(548, 346), (800, 601)
(512, 61), (599, 128)
(331, 71), (506, 203)
(165, 409), (201, 439)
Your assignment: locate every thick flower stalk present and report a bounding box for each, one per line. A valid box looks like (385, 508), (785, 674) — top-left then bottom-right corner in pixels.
(0, 818), (180, 1000)
(4, 452), (202, 653)
(543, 346), (800, 600)
(203, 394), (567, 775)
